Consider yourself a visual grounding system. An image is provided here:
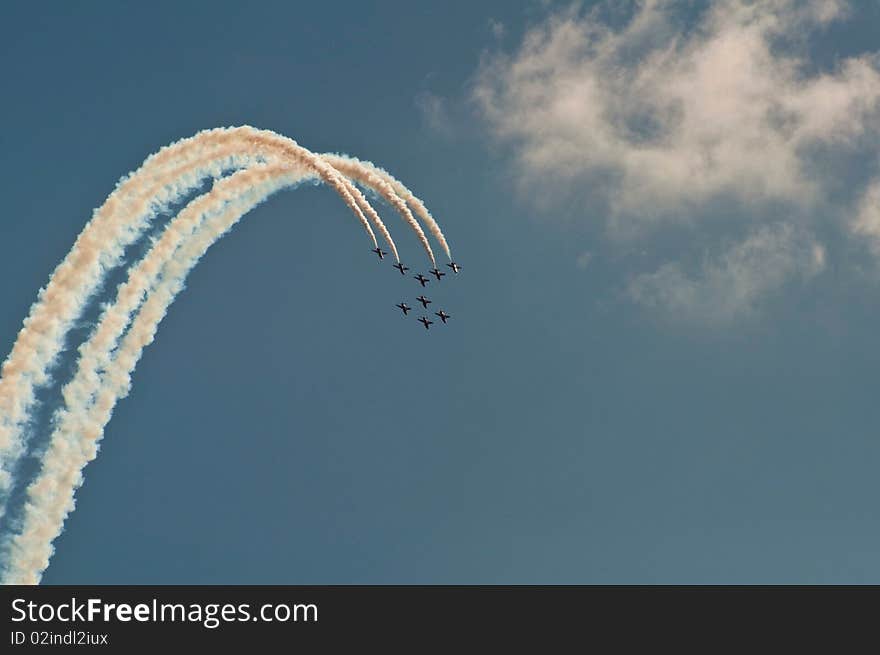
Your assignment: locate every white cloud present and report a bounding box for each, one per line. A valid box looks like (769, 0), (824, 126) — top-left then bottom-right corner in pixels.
(475, 0), (880, 222)
(415, 90), (454, 136)
(488, 18), (505, 40)
(472, 0), (880, 322)
(628, 223), (826, 324)
(853, 180), (880, 255)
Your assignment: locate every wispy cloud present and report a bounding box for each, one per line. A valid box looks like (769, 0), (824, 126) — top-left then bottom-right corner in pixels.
(853, 180), (880, 255)
(415, 90), (455, 137)
(488, 18), (506, 40)
(472, 0), (880, 323)
(575, 250), (593, 270)
(628, 224), (826, 324)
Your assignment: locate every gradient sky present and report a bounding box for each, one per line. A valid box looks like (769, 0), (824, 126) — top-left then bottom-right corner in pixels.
(2, 0), (880, 583)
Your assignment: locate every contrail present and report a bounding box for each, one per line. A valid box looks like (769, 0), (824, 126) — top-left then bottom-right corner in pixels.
(1, 134), (449, 582)
(56, 162), (310, 430)
(228, 129), (401, 262)
(322, 154), (452, 261)
(232, 138), (442, 265)
(324, 156), (437, 266)
(0, 128), (254, 499)
(2, 164), (313, 583)
(0, 127), (388, 509)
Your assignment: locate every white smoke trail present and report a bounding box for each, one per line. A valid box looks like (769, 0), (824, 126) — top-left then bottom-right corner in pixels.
(324, 156), (437, 266)
(0, 128), (254, 499)
(2, 164), (312, 583)
(322, 154), (452, 260)
(0, 130), (447, 584)
(0, 127), (386, 509)
(232, 130), (400, 262)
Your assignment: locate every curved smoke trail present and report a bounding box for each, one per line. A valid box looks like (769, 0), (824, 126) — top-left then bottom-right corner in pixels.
(325, 158), (437, 266)
(0, 131), (247, 496)
(3, 164), (310, 583)
(0, 126), (384, 506)
(322, 154), (452, 261)
(0, 129), (450, 583)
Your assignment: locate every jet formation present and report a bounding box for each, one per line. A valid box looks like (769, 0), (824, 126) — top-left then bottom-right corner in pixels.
(376, 249), (461, 331)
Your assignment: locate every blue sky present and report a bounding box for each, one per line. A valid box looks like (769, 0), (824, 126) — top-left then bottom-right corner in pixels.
(2, 0), (880, 583)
